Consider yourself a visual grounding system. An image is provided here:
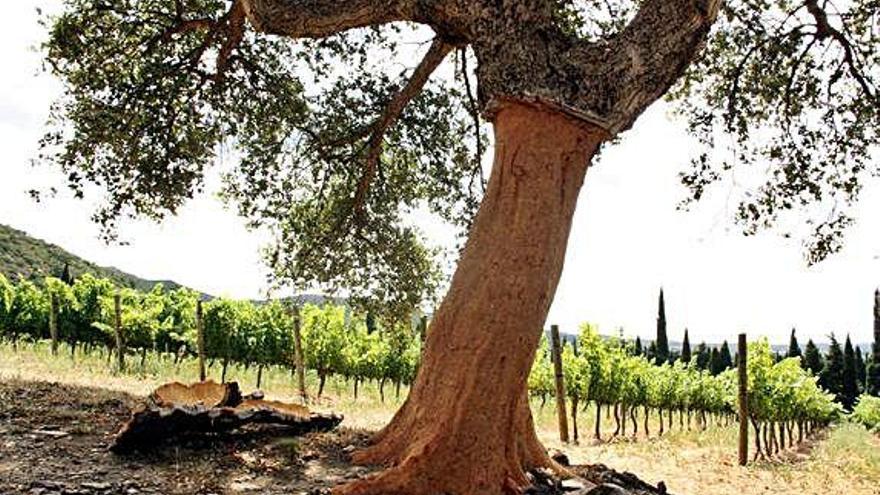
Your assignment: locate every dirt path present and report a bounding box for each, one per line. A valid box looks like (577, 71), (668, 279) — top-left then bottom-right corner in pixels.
(0, 380), (375, 495)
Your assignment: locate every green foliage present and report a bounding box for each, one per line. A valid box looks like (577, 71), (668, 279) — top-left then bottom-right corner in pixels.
(681, 329), (691, 364)
(529, 329), (839, 427)
(842, 335), (860, 410)
(8, 279), (49, 342)
(671, 0), (880, 263)
(851, 395), (880, 432)
(655, 289), (668, 365)
(804, 339), (824, 376)
(820, 334), (846, 404)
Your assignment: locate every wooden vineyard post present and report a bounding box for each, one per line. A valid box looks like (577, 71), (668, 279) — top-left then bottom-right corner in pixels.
(738, 333), (748, 466)
(49, 293), (58, 356)
(197, 299), (206, 382)
(550, 324), (569, 443)
(114, 291), (124, 372)
(292, 306), (307, 404)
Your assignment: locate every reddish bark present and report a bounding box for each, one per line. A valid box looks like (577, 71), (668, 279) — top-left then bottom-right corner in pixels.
(335, 103), (605, 495)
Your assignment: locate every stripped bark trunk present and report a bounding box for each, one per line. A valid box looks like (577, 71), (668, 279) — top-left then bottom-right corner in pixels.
(341, 104), (603, 495)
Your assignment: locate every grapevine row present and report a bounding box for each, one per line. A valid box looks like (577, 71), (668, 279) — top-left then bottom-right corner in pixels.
(529, 324), (841, 454)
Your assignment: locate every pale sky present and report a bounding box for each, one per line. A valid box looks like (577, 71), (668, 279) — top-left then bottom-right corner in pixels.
(1, 1), (878, 346)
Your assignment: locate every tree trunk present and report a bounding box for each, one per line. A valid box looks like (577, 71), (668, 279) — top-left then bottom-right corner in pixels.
(643, 407), (650, 438)
(630, 405), (638, 438)
(595, 402), (602, 441)
(256, 365), (263, 389)
(570, 395), (579, 445)
(658, 409), (664, 436)
(612, 403), (621, 437)
(340, 104), (602, 495)
(318, 373), (326, 397)
(379, 378), (386, 403)
(221, 359), (229, 384)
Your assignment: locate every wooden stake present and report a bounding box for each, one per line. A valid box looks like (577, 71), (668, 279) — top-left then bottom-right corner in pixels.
(738, 332), (748, 466)
(550, 324), (569, 443)
(114, 291), (124, 372)
(49, 293), (58, 356)
(197, 300), (206, 382)
(292, 306), (307, 404)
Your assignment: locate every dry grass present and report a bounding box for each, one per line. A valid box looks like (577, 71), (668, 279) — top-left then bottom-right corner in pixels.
(2, 341), (878, 495)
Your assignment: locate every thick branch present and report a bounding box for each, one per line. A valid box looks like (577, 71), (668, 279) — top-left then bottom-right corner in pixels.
(352, 38), (454, 219)
(805, 0), (875, 99)
(239, 0), (419, 38)
(475, 0), (722, 136)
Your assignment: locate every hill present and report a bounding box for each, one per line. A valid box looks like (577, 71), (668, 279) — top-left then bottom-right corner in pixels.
(0, 223), (187, 292)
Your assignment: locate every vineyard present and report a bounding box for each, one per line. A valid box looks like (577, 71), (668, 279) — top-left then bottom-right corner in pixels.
(0, 272), (854, 457)
(528, 326), (841, 458)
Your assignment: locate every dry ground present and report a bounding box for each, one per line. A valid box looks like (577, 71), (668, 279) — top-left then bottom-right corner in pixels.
(1, 342), (879, 495)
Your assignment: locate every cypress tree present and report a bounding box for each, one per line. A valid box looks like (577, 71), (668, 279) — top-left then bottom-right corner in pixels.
(855, 346), (866, 393)
(787, 328), (802, 359)
(647, 341), (657, 363)
(819, 334), (845, 403)
(634, 336), (643, 356)
(365, 312), (377, 334)
(719, 340), (733, 370)
(681, 329), (691, 364)
(655, 288), (669, 365)
(58, 262), (73, 285)
(709, 347), (723, 375)
(803, 339), (824, 376)
(842, 335), (859, 410)
(868, 289), (880, 396)
(695, 343), (710, 370)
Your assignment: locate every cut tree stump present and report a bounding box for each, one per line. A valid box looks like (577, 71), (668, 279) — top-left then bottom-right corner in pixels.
(111, 380), (343, 452)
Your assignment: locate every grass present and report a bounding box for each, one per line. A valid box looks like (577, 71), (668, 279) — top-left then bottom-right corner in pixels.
(1, 340), (879, 494)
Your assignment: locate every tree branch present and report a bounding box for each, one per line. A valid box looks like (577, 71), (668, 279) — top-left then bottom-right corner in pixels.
(239, 0), (419, 38)
(805, 0), (875, 100)
(351, 38), (454, 221)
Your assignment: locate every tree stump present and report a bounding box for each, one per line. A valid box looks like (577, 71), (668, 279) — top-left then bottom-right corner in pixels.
(111, 380), (342, 452)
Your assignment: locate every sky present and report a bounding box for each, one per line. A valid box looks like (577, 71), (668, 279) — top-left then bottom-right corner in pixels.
(1, 1), (878, 346)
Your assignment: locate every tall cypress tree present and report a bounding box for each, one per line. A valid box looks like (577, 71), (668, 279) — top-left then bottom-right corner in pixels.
(634, 336), (643, 356)
(655, 288), (669, 365)
(787, 328), (802, 359)
(854, 346), (866, 394)
(842, 335), (859, 410)
(803, 339), (824, 376)
(709, 347), (724, 375)
(695, 343), (710, 370)
(719, 340), (733, 370)
(820, 334), (845, 403)
(868, 289), (880, 396)
(681, 329), (691, 364)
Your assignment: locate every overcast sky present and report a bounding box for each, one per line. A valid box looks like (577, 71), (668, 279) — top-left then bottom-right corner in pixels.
(2, 1), (878, 346)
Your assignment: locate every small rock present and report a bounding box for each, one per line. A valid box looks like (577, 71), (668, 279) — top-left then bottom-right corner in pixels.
(33, 429), (70, 438)
(30, 480), (62, 491)
(550, 450), (570, 466)
(561, 478), (587, 491)
(583, 483), (630, 495)
(80, 482), (112, 491)
(341, 445), (357, 453)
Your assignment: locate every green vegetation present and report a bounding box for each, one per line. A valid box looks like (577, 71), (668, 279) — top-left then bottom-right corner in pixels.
(0, 272), (422, 395)
(529, 326), (840, 450)
(851, 395), (880, 433)
(0, 223), (187, 292)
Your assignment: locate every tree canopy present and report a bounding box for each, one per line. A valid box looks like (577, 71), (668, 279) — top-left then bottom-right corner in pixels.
(36, 0), (879, 314)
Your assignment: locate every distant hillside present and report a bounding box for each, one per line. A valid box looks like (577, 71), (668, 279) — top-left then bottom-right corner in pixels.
(0, 223), (187, 292)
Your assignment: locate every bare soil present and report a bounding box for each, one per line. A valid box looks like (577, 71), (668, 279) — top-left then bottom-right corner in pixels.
(0, 379), (668, 495)
(0, 379), (376, 495)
